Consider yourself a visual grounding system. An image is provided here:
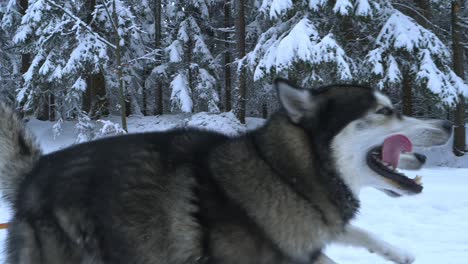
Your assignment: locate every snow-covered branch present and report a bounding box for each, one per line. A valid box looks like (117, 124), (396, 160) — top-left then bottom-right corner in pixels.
(45, 0), (116, 49)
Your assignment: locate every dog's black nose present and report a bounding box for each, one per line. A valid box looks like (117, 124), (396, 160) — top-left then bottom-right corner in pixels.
(414, 153), (427, 164)
(441, 120), (453, 133)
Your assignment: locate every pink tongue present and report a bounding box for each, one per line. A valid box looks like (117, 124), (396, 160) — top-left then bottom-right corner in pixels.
(382, 134), (412, 168)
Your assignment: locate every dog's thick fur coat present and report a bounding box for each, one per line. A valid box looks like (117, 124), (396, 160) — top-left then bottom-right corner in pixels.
(0, 80), (451, 264)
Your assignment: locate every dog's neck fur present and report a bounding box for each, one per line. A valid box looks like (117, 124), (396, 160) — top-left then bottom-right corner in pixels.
(253, 113), (359, 223)
(209, 112), (359, 261)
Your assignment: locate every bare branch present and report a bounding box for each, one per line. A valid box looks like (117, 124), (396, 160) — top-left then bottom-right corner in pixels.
(100, 0), (119, 32)
(212, 26), (235, 33)
(127, 49), (164, 64)
(45, 0), (116, 49)
(392, 3), (451, 35)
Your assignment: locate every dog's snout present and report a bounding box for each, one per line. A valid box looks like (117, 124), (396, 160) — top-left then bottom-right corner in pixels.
(414, 153), (427, 164)
(441, 120), (453, 134)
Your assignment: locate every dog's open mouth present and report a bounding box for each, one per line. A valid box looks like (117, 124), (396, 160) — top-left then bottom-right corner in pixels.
(366, 134), (424, 196)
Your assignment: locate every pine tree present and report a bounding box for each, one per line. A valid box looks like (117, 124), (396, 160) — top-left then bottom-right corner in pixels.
(366, 8), (464, 108)
(0, 1), (21, 105)
(164, 0), (220, 113)
(246, 0), (467, 115)
(246, 1), (354, 86)
(11, 0), (146, 130)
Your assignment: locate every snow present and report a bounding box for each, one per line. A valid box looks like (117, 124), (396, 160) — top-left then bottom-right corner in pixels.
(26, 113), (248, 153)
(275, 18), (320, 70)
(333, 0), (352, 16)
(309, 0), (328, 11)
(170, 73), (193, 113)
(315, 34), (353, 80)
(63, 34), (108, 75)
(355, 0), (371, 16)
(167, 40), (183, 63)
(367, 48), (384, 76)
(71, 76), (87, 92)
(266, 0), (293, 19)
(326, 168), (468, 264)
(385, 55), (402, 83)
(194, 68), (219, 113)
(0, 117), (467, 263)
(22, 53), (44, 83)
(416, 132), (468, 168)
(177, 19), (190, 42)
(368, 10), (465, 102)
(13, 0), (46, 43)
(193, 33), (214, 62)
(251, 17), (352, 81)
(416, 49), (453, 103)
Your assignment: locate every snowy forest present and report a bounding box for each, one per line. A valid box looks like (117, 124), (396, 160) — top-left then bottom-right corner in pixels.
(0, 0), (467, 154)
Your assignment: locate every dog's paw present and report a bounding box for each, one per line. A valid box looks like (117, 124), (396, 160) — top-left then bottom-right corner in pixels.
(382, 249), (415, 264)
(367, 242), (415, 264)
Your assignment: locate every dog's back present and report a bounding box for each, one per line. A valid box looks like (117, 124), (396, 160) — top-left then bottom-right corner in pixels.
(3, 115), (342, 264)
(8, 130), (229, 264)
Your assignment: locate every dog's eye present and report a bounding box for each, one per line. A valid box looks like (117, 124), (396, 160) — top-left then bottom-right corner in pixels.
(376, 107), (393, 116)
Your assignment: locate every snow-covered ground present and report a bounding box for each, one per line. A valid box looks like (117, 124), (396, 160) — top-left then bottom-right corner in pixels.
(0, 115), (467, 263)
(326, 168), (468, 263)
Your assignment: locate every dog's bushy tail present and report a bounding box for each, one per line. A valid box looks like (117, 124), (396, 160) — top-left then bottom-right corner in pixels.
(0, 102), (41, 204)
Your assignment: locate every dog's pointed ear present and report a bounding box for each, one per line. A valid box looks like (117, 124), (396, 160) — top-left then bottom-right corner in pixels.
(275, 78), (315, 123)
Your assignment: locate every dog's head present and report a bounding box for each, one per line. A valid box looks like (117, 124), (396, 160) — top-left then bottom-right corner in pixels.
(275, 78), (452, 197)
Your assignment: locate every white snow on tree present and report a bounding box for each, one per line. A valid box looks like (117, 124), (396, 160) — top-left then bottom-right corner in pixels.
(11, 0), (142, 117)
(0, 0), (21, 98)
(247, 3), (354, 85)
(164, 0), (219, 113)
(2, 0), (467, 123)
(170, 73), (193, 113)
(366, 10), (466, 104)
(247, 0), (467, 105)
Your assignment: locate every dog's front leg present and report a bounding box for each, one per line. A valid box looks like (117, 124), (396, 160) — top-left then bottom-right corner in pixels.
(314, 253), (337, 264)
(334, 225), (415, 264)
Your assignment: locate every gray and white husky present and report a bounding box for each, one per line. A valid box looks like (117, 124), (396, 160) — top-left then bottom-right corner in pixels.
(0, 79), (452, 264)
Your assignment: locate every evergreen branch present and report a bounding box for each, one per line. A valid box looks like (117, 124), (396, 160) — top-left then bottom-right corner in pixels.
(212, 27), (236, 33)
(392, 3), (451, 35)
(213, 37), (237, 44)
(457, 21), (468, 29)
(100, 0), (119, 33)
(44, 0), (116, 49)
(127, 49), (164, 64)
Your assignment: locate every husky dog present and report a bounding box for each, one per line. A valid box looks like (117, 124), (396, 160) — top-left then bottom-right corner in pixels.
(0, 79), (452, 264)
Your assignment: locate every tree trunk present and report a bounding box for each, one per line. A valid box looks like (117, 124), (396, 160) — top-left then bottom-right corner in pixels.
(452, 0), (466, 156)
(414, 0), (432, 29)
(82, 0), (108, 119)
(187, 38), (194, 112)
(142, 70), (148, 115)
(154, 0), (163, 115)
(262, 101), (268, 119)
(19, 0), (30, 116)
(224, 0), (232, 112)
(236, 0), (246, 123)
(402, 71), (413, 116)
(49, 94), (55, 121)
(113, 0), (127, 131)
(36, 94), (49, 121)
(19, 0), (31, 71)
(83, 73), (107, 118)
